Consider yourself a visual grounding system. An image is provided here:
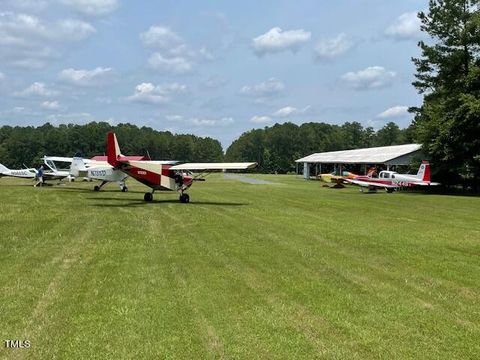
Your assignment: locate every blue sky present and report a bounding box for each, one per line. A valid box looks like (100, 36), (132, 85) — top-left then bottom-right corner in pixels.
(0, 0), (428, 147)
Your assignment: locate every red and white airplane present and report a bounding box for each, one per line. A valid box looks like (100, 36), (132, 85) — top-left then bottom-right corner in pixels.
(106, 132), (257, 202)
(345, 161), (440, 192)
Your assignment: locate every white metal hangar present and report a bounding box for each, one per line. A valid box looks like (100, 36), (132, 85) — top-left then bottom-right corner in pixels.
(296, 144), (423, 179)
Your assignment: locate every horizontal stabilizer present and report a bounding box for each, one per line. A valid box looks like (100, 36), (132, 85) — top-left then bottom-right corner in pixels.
(169, 162), (257, 171)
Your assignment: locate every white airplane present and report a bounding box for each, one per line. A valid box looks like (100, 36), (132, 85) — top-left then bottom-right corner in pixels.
(43, 156), (74, 181)
(0, 163), (37, 179)
(70, 157), (129, 191)
(1, 161), (72, 182)
(345, 161), (440, 192)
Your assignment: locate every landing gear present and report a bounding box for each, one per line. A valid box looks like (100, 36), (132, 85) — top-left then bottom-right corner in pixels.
(386, 188), (395, 193)
(179, 193), (190, 203)
(144, 192), (153, 202)
(93, 181), (108, 192)
(119, 181), (128, 192)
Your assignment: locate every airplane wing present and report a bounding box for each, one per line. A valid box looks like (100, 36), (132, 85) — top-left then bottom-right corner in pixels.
(169, 162), (257, 171)
(345, 179), (397, 188)
(43, 171), (70, 180)
(44, 156), (74, 163)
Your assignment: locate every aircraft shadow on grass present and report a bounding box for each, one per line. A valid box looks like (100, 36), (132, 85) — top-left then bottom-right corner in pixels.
(86, 196), (248, 208)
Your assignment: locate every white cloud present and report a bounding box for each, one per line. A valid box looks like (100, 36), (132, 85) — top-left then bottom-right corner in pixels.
(141, 25), (213, 74)
(140, 26), (182, 49)
(314, 33), (353, 61)
(5, 0), (49, 11)
(59, 67), (114, 86)
(0, 12), (95, 69)
(14, 82), (59, 97)
(41, 100), (61, 110)
(190, 117), (234, 127)
(165, 114), (184, 121)
(272, 105), (310, 117)
(60, 0), (119, 16)
(241, 78), (285, 96)
(252, 27), (311, 55)
(56, 19), (96, 41)
(240, 78), (285, 104)
(377, 105), (409, 118)
(250, 115), (272, 124)
(148, 53), (193, 74)
(385, 12), (422, 40)
(127, 82), (187, 105)
(341, 66), (396, 90)
(0, 13), (95, 41)
(0, 72), (4, 81)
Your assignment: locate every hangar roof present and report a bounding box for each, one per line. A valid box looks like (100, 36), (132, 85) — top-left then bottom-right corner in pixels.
(296, 144), (422, 164)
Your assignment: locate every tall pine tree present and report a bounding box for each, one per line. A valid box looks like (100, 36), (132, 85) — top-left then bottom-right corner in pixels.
(411, 0), (480, 188)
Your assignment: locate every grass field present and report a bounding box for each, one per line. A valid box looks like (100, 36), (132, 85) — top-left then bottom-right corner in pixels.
(0, 174), (479, 359)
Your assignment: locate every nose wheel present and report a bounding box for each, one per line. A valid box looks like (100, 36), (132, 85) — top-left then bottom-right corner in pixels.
(179, 193), (190, 203)
(144, 192), (153, 202)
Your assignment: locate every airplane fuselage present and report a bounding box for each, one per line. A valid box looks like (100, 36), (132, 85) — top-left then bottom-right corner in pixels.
(87, 167), (127, 182)
(353, 171), (433, 187)
(4, 169), (37, 178)
(120, 162), (193, 191)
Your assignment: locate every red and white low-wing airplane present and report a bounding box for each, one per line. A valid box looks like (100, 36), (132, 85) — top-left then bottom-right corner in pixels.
(106, 132), (257, 202)
(345, 161), (440, 193)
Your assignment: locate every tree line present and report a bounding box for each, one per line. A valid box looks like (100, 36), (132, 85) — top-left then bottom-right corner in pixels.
(0, 122), (223, 168)
(0, 120), (408, 173)
(225, 121), (410, 173)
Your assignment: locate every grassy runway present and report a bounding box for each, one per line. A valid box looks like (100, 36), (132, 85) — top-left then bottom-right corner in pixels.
(0, 175), (479, 359)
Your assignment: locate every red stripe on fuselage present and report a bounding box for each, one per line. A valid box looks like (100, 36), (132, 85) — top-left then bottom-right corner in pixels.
(123, 166), (165, 189)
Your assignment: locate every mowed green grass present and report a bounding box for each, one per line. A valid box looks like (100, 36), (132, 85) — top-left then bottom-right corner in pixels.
(0, 175), (479, 359)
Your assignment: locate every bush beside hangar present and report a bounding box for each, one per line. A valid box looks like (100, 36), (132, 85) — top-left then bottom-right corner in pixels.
(296, 144), (423, 179)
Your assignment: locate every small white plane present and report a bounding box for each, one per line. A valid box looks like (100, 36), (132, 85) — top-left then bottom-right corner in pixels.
(69, 155), (159, 192)
(345, 161), (440, 192)
(0, 163), (37, 179)
(70, 156), (130, 191)
(1, 162), (71, 182)
(43, 156), (74, 181)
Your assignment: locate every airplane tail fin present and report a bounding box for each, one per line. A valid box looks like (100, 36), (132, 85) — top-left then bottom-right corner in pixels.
(70, 157), (87, 177)
(416, 161), (431, 182)
(0, 163), (9, 174)
(107, 132), (122, 167)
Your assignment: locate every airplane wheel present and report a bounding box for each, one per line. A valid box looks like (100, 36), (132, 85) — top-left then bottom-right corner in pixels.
(122, 187), (128, 192)
(386, 188), (394, 193)
(144, 192), (153, 202)
(94, 185), (100, 191)
(179, 193), (190, 203)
